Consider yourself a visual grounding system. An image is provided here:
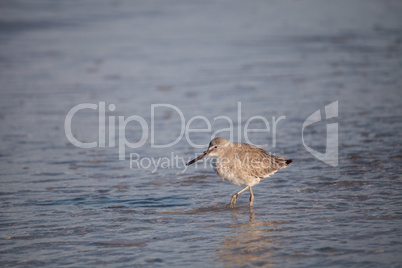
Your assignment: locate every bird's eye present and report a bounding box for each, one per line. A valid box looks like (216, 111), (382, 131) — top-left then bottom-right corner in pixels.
(214, 146), (218, 148)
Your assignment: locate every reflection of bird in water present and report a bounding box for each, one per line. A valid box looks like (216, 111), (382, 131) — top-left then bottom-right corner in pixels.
(216, 208), (287, 267)
(186, 137), (292, 207)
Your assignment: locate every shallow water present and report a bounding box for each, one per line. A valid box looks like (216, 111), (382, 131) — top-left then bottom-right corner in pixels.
(1, 0), (402, 267)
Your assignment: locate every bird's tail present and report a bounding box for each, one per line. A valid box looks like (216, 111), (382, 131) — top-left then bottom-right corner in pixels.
(285, 159), (292, 166)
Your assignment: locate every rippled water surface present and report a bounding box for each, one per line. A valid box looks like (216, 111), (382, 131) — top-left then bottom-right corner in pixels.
(1, 0), (401, 267)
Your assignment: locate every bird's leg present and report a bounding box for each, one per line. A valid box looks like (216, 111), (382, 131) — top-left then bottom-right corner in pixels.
(230, 186), (250, 208)
(249, 187), (254, 207)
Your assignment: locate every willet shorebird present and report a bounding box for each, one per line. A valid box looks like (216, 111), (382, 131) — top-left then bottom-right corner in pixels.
(186, 137), (292, 208)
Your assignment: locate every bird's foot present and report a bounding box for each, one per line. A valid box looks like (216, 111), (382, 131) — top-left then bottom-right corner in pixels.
(249, 196), (254, 207)
(249, 187), (254, 207)
(230, 194), (238, 208)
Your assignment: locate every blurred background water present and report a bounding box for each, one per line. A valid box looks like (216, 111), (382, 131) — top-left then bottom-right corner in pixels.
(0, 0), (401, 266)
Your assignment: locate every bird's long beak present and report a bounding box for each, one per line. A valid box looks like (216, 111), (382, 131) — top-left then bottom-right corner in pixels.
(186, 149), (211, 166)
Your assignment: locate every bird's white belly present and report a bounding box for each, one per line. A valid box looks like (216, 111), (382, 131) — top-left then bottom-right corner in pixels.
(213, 164), (261, 186)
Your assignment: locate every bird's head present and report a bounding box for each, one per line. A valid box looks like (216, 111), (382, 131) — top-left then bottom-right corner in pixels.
(186, 137), (230, 166)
